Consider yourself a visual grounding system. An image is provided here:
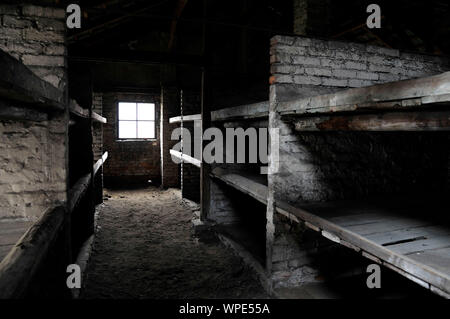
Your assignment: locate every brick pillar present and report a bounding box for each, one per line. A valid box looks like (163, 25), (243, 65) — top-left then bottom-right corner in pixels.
(160, 87), (180, 188)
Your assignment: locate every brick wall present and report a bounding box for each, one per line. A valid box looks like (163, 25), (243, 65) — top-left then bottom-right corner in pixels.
(0, 3), (68, 220)
(268, 35), (450, 288)
(102, 92), (161, 186)
(161, 87), (180, 188)
(92, 92), (103, 162)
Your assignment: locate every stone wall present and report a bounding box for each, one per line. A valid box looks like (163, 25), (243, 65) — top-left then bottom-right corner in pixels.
(0, 3), (67, 220)
(268, 35), (450, 288)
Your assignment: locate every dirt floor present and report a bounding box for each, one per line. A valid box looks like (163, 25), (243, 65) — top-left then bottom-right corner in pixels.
(82, 187), (269, 299)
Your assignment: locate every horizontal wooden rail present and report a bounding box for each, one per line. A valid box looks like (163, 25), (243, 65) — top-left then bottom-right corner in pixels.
(93, 152), (109, 175)
(169, 114), (201, 124)
(170, 149), (202, 167)
(69, 100), (107, 124)
(293, 110), (450, 131)
(211, 101), (269, 122)
(278, 71), (450, 116)
(92, 111), (107, 124)
(67, 173), (91, 214)
(0, 206), (66, 298)
(0, 50), (65, 112)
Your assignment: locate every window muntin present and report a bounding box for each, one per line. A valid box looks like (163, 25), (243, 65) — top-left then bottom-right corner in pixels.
(118, 102), (155, 139)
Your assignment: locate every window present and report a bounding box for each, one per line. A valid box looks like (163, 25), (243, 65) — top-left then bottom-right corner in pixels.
(118, 102), (156, 139)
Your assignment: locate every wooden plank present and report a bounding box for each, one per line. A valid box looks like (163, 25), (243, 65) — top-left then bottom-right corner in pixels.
(0, 100), (48, 122)
(408, 247), (450, 275)
(210, 168), (268, 205)
(0, 206), (66, 298)
(170, 149), (202, 167)
(278, 71), (450, 116)
(211, 101), (269, 122)
(0, 50), (64, 112)
(69, 99), (89, 118)
(388, 235), (450, 255)
(293, 110), (450, 131)
(68, 173), (92, 213)
(92, 111), (107, 124)
(274, 200), (450, 295)
(93, 151), (108, 175)
(367, 225), (450, 246)
(169, 113), (201, 123)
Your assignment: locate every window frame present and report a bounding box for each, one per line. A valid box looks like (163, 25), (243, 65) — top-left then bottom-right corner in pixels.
(116, 100), (157, 141)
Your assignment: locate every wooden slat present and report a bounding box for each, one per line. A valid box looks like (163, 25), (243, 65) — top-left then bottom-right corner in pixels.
(210, 168), (268, 205)
(274, 200), (450, 296)
(169, 113), (201, 123)
(69, 99), (89, 118)
(0, 206), (66, 298)
(93, 151), (108, 175)
(211, 101), (269, 122)
(293, 110), (450, 131)
(278, 71), (450, 116)
(0, 50), (64, 112)
(170, 149), (202, 167)
(92, 111), (107, 124)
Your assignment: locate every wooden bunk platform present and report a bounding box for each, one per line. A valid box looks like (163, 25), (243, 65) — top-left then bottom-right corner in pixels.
(278, 72), (450, 131)
(210, 169), (450, 298)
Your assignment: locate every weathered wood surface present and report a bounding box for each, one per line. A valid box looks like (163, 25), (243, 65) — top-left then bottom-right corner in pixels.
(211, 101), (269, 122)
(67, 173), (92, 213)
(0, 50), (64, 112)
(170, 149), (202, 167)
(92, 111), (107, 124)
(293, 110), (450, 131)
(169, 113), (201, 124)
(275, 200), (450, 298)
(210, 168), (268, 205)
(0, 206), (66, 298)
(278, 71), (450, 116)
(69, 99), (89, 118)
(93, 152), (108, 175)
(207, 169), (450, 297)
(0, 100), (48, 122)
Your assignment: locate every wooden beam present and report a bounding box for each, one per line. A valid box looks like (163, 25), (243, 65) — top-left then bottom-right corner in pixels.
(0, 50), (65, 112)
(0, 206), (66, 298)
(67, 173), (92, 214)
(170, 149), (202, 167)
(210, 168), (268, 205)
(169, 113), (201, 124)
(92, 111), (107, 124)
(93, 152), (109, 175)
(293, 110), (450, 131)
(69, 99), (89, 118)
(211, 101), (269, 122)
(0, 100), (48, 122)
(278, 72), (450, 116)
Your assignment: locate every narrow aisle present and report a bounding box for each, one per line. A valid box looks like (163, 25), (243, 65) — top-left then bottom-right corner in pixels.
(82, 187), (268, 299)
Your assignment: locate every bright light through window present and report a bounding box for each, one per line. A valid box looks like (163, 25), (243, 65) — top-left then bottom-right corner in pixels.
(118, 102), (156, 139)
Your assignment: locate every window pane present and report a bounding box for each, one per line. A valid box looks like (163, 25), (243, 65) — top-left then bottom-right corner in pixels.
(137, 103), (155, 120)
(137, 121), (155, 139)
(119, 121), (137, 138)
(119, 102), (136, 120)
